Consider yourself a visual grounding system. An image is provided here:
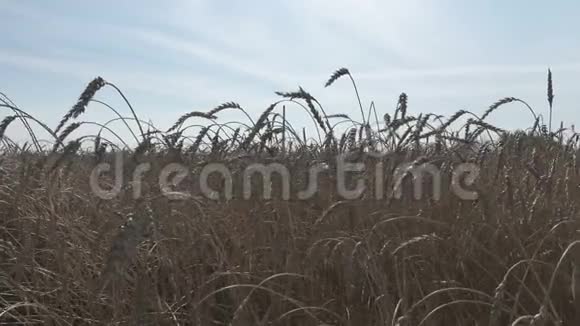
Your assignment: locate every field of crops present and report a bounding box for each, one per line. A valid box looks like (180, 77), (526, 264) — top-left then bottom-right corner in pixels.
(1, 68), (579, 325)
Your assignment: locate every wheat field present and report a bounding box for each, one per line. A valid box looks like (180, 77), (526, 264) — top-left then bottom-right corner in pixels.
(1, 68), (579, 325)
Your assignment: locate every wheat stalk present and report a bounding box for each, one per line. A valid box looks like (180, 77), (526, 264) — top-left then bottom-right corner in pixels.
(276, 87), (328, 133)
(52, 122), (82, 152)
(167, 111), (216, 133)
(0, 116), (16, 140)
(241, 102), (277, 149)
(547, 69), (554, 132)
(324, 67), (350, 87)
(55, 77), (105, 134)
(190, 126), (210, 154)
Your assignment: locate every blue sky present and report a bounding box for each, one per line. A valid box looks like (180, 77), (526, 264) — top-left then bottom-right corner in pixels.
(1, 1), (579, 142)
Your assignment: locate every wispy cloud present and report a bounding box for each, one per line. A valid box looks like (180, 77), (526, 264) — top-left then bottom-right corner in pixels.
(1, 0), (580, 136)
(0, 51), (267, 104)
(122, 28), (296, 85)
(357, 63), (580, 80)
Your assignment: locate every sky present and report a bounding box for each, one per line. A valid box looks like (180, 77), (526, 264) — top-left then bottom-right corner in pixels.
(1, 0), (579, 143)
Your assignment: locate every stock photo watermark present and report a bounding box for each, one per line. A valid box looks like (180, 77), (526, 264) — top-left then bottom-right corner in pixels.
(89, 152), (480, 201)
